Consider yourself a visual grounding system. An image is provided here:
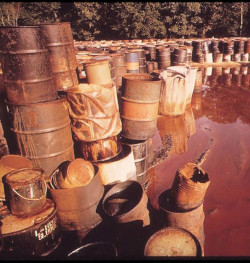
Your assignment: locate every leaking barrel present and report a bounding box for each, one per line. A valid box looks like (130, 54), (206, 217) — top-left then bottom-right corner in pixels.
(120, 73), (162, 140)
(0, 26), (58, 104)
(40, 23), (74, 91)
(6, 98), (75, 179)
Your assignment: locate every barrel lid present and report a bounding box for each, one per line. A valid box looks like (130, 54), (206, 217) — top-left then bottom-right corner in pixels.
(1, 198), (56, 235)
(144, 227), (200, 257)
(5, 168), (44, 185)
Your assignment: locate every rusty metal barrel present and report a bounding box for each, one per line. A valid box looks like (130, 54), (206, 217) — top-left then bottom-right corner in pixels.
(144, 227), (202, 257)
(112, 54), (127, 87)
(4, 168), (47, 217)
(0, 26), (58, 104)
(1, 198), (62, 256)
(125, 52), (139, 73)
(130, 49), (146, 73)
(102, 180), (150, 227)
(40, 23), (74, 91)
(120, 73), (162, 140)
(6, 98), (75, 179)
(159, 189), (205, 256)
(48, 163), (104, 239)
(156, 47), (171, 69)
(60, 22), (79, 88)
(84, 59), (113, 88)
(120, 137), (148, 186)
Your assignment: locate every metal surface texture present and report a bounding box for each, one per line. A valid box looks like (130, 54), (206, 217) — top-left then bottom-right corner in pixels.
(40, 23), (74, 91)
(4, 168), (47, 217)
(159, 190), (205, 255)
(78, 135), (121, 162)
(6, 98), (75, 179)
(48, 163), (104, 233)
(121, 73), (162, 102)
(102, 180), (150, 227)
(1, 198), (62, 257)
(0, 26), (58, 104)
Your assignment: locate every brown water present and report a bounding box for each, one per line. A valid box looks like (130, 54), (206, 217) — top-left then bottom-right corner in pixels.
(146, 66), (250, 257)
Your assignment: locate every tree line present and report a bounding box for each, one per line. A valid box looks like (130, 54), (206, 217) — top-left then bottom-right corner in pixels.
(0, 2), (249, 41)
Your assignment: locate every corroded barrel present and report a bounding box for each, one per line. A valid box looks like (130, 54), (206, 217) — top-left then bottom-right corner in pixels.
(40, 23), (74, 91)
(6, 98), (75, 179)
(0, 26), (58, 104)
(120, 73), (162, 140)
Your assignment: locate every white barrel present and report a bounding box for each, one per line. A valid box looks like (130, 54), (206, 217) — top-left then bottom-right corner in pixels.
(97, 144), (136, 185)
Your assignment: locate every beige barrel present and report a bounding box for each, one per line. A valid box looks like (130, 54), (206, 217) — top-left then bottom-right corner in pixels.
(96, 144), (136, 185)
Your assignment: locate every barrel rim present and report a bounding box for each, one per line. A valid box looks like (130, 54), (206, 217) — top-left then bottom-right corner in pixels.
(4, 167), (44, 185)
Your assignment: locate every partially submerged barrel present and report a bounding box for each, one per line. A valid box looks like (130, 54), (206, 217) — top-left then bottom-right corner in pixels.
(0, 26), (58, 104)
(40, 23), (74, 91)
(120, 137), (148, 186)
(6, 98), (75, 179)
(120, 73), (162, 140)
(48, 163), (104, 238)
(159, 189), (205, 255)
(1, 198), (62, 256)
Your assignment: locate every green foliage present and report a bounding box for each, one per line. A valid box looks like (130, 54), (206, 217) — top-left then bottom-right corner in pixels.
(0, 2), (249, 39)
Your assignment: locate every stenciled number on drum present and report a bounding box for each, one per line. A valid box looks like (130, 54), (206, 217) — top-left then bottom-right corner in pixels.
(34, 218), (57, 240)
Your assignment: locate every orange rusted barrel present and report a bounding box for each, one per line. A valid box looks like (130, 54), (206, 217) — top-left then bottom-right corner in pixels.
(61, 22), (79, 88)
(171, 163), (210, 211)
(102, 180), (150, 227)
(0, 154), (32, 201)
(159, 189), (205, 256)
(48, 163), (104, 240)
(40, 23), (74, 92)
(83, 59), (112, 88)
(1, 198), (62, 256)
(125, 52), (139, 73)
(0, 26), (58, 104)
(4, 168), (47, 217)
(6, 98), (75, 179)
(78, 135), (122, 163)
(120, 73), (162, 140)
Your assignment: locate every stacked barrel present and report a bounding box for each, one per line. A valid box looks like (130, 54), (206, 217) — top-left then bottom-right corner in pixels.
(192, 41), (204, 63)
(119, 73), (162, 186)
(159, 163), (210, 256)
(0, 26), (75, 180)
(156, 46), (171, 69)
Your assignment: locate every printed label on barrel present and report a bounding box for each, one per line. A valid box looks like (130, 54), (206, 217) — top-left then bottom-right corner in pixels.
(34, 217), (57, 241)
